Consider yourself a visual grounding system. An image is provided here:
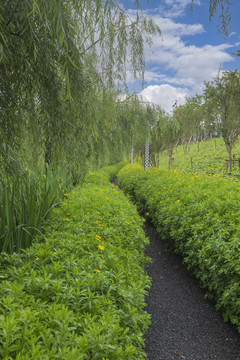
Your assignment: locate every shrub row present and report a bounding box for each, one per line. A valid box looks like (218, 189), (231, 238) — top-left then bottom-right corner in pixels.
(0, 162), (151, 359)
(118, 164), (240, 331)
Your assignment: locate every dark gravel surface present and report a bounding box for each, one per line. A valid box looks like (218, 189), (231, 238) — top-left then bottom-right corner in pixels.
(144, 223), (240, 360)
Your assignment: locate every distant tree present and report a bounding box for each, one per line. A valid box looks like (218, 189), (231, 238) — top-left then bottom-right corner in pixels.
(161, 116), (180, 168)
(150, 109), (180, 168)
(173, 96), (202, 151)
(203, 70), (240, 171)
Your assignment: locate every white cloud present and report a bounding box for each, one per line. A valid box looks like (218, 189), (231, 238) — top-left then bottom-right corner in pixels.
(137, 0), (201, 19)
(139, 84), (190, 113)
(171, 44), (233, 87)
(229, 32), (237, 37)
(124, 1), (236, 112)
(151, 16), (204, 36)
(142, 16), (234, 94)
(142, 70), (168, 83)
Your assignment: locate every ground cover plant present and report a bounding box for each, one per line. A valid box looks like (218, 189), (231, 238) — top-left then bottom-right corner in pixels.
(0, 163), (151, 359)
(157, 137), (240, 179)
(118, 164), (240, 331)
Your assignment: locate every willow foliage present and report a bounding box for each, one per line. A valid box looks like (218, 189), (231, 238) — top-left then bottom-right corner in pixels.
(0, 0), (161, 176)
(192, 0), (231, 36)
(0, 1), (162, 252)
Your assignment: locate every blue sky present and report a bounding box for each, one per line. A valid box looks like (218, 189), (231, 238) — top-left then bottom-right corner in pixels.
(121, 0), (240, 113)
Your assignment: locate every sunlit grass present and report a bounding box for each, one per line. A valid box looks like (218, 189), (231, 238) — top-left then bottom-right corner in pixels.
(157, 137), (240, 179)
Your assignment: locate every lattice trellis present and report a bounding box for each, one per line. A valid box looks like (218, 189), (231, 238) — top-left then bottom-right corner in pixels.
(144, 138), (150, 171)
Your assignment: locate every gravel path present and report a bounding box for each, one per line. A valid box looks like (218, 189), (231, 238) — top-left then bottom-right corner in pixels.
(112, 178), (240, 359)
(144, 223), (240, 360)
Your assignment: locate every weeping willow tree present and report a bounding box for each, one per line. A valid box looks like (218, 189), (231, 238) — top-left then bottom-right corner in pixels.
(147, 106), (168, 167)
(0, 0), (161, 177)
(0, 1), (162, 252)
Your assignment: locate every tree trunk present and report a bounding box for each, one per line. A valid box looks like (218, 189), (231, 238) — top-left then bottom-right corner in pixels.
(150, 153), (156, 167)
(226, 144), (232, 172)
(168, 148), (173, 169)
(131, 148), (134, 165)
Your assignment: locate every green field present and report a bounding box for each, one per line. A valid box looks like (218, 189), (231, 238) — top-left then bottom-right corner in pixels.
(156, 137), (240, 179)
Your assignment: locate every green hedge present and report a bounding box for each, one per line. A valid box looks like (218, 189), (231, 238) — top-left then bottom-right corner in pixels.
(0, 162), (151, 359)
(118, 164), (240, 331)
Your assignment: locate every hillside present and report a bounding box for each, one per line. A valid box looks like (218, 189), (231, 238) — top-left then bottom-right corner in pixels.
(157, 137), (240, 179)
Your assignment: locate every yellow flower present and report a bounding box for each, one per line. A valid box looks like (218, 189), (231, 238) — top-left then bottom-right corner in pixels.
(98, 245), (104, 251)
(96, 269), (101, 274)
(66, 218), (71, 221)
(105, 197), (110, 200)
(96, 235), (101, 242)
(45, 242), (49, 245)
(34, 257), (39, 261)
(64, 193), (68, 196)
(146, 212), (149, 215)
(203, 193), (207, 196)
(177, 200), (180, 203)
(96, 211), (100, 215)
(66, 213), (70, 216)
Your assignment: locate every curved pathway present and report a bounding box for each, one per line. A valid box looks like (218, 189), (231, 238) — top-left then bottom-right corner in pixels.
(144, 223), (240, 360)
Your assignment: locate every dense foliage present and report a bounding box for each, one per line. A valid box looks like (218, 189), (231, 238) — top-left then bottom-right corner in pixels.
(0, 0), (160, 176)
(118, 163), (240, 332)
(0, 0), (161, 253)
(0, 163), (151, 359)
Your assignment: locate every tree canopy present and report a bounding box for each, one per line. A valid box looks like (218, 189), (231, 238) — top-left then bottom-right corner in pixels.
(203, 70), (240, 170)
(0, 0), (161, 178)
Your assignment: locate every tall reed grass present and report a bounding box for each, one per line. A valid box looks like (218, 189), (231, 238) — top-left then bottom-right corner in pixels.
(0, 170), (64, 253)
